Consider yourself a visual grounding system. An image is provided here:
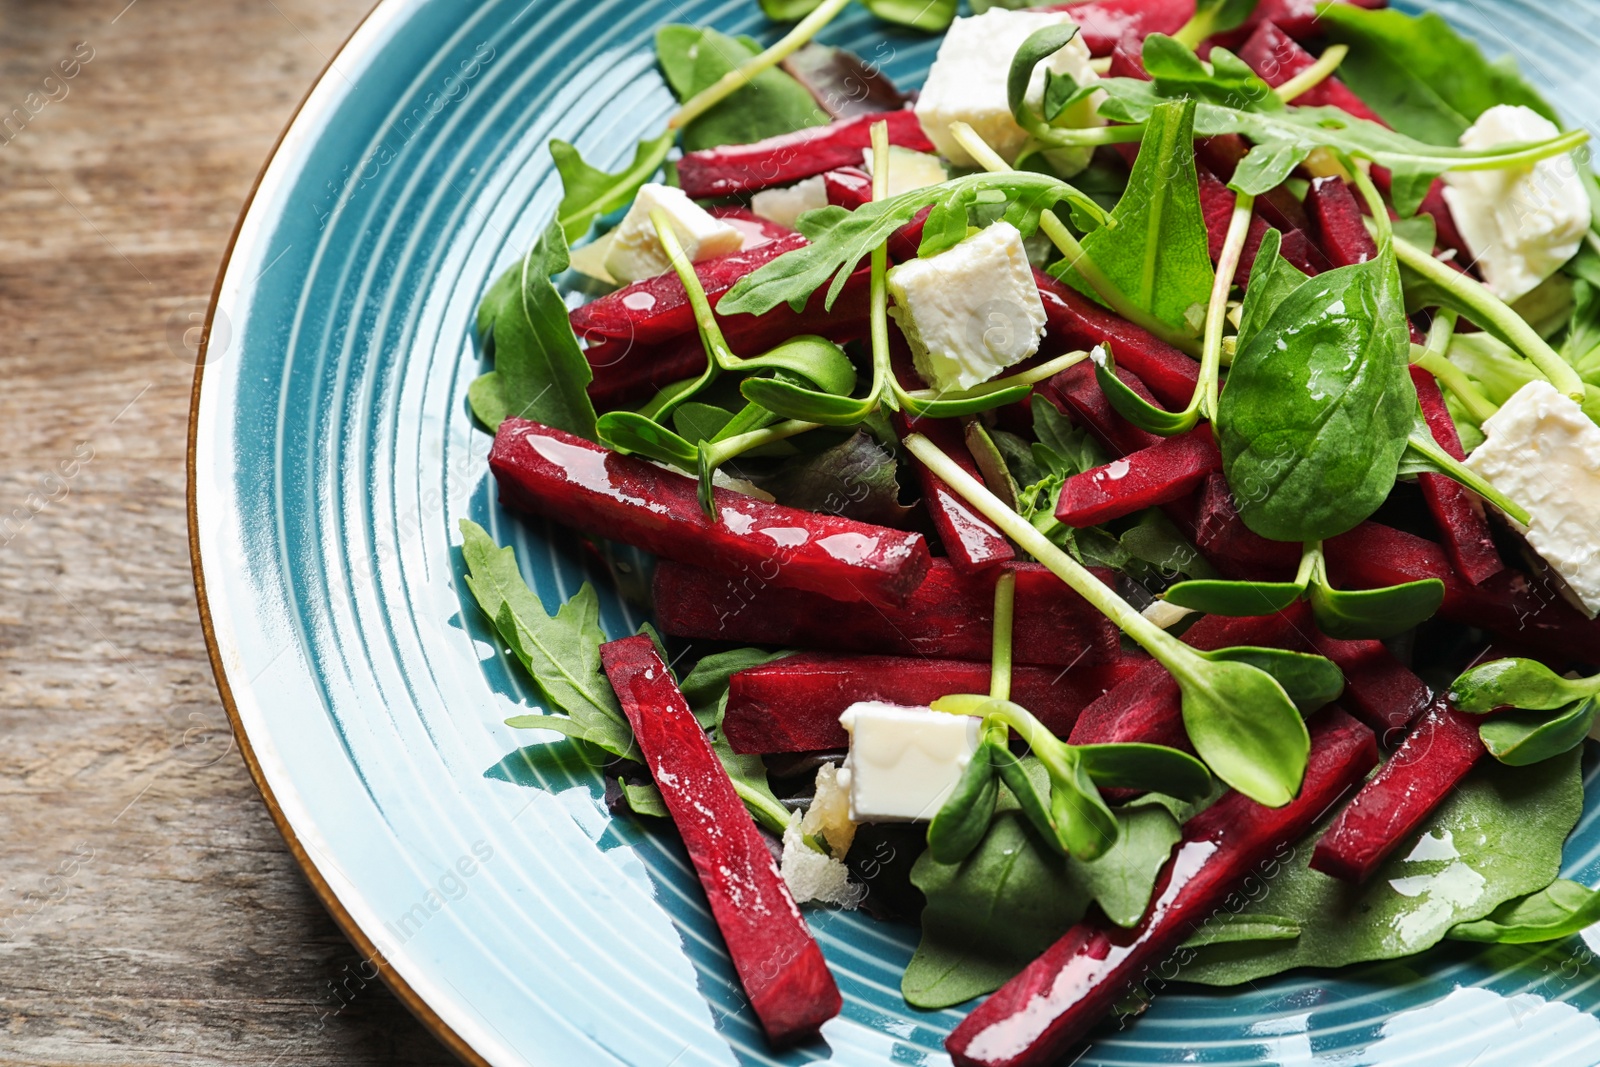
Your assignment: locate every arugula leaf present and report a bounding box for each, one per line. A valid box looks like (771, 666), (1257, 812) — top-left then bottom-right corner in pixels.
(1054, 98), (1214, 336)
(1178, 750), (1583, 985)
(680, 647), (788, 727)
(470, 220), (599, 439)
(459, 520), (634, 758)
(620, 780), (669, 818)
(719, 171), (1110, 316)
(1449, 879), (1600, 944)
(1317, 6), (1559, 146)
(550, 131), (675, 245)
(655, 25), (827, 153)
(1217, 233), (1414, 542)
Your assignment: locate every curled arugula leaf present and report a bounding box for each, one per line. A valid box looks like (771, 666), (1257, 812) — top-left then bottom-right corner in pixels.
(550, 132), (675, 245)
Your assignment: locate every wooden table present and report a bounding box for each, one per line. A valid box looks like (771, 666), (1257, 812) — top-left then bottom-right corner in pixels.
(1, 1), (454, 1062)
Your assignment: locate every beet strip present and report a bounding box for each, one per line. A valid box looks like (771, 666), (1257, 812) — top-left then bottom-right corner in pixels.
(1188, 472), (1303, 580)
(1039, 361), (1165, 457)
(946, 707), (1378, 1067)
(1056, 425), (1222, 528)
(1307, 631), (1433, 737)
(1304, 175), (1379, 267)
(723, 652), (1147, 754)
(491, 420), (931, 608)
(1408, 365), (1504, 584)
(1034, 270), (1201, 410)
(893, 410), (1015, 572)
(676, 110), (934, 199)
(1308, 697), (1484, 882)
(1324, 522), (1600, 665)
(653, 558), (1122, 667)
(600, 636), (841, 1043)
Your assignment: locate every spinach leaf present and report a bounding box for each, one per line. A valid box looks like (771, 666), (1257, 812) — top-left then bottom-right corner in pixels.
(655, 25), (827, 152)
(1177, 750), (1583, 985)
(1181, 914), (1301, 949)
(1053, 99), (1213, 336)
(460, 520), (634, 758)
(470, 220), (599, 439)
(550, 131), (675, 245)
(1479, 700), (1599, 767)
(1316, 6), (1559, 146)
(1449, 880), (1600, 945)
(1449, 658), (1600, 714)
(751, 431), (912, 526)
(1217, 236), (1414, 542)
(1235, 228), (1306, 350)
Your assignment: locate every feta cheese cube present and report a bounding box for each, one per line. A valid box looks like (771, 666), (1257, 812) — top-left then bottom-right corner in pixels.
(860, 146), (948, 198)
(750, 175), (829, 231)
(838, 701), (981, 823)
(887, 220), (1048, 392)
(603, 182), (743, 283)
(915, 9), (1102, 169)
(1441, 105), (1590, 302)
(1464, 379), (1600, 615)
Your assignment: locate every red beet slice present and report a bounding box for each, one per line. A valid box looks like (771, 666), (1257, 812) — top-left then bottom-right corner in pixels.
(677, 110), (934, 199)
(1325, 522), (1600, 665)
(946, 707), (1378, 1067)
(600, 636), (841, 1043)
(1305, 175), (1379, 267)
(1307, 631), (1433, 738)
(492, 420), (931, 608)
(723, 652), (1147, 754)
(823, 165), (873, 209)
(1189, 472), (1303, 580)
(1041, 0), (1382, 56)
(1056, 425), (1222, 527)
(1039, 362), (1165, 457)
(1409, 365), (1503, 584)
(707, 205), (796, 248)
(653, 558), (1122, 667)
(1197, 166), (1276, 283)
(893, 410), (1015, 573)
(1309, 697), (1484, 883)
(1034, 270), (1201, 410)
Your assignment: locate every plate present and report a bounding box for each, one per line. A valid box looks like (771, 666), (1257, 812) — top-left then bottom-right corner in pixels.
(189, 1), (1600, 1064)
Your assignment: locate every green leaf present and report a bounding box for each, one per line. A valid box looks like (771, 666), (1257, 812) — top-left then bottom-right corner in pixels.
(619, 780), (670, 818)
(1139, 36), (1279, 113)
(1053, 750), (1121, 861)
(1075, 797), (1184, 927)
(992, 747), (1063, 855)
(713, 730), (792, 834)
(1173, 655), (1310, 807)
(1197, 646), (1343, 716)
(680, 647), (788, 727)
(1306, 574), (1445, 641)
(1007, 24), (1084, 127)
(738, 375), (878, 425)
(673, 401), (737, 445)
(596, 411), (699, 468)
(1091, 347), (1196, 435)
(1074, 743), (1214, 800)
(751, 431), (912, 526)
(1181, 913), (1301, 949)
(1235, 228), (1307, 350)
(719, 171), (1108, 317)
(470, 220), (600, 439)
(1479, 699), (1599, 767)
(734, 334), (859, 394)
(655, 25), (828, 153)
(1218, 249), (1414, 542)
(927, 745), (1003, 864)
(459, 520), (634, 758)
(759, 0), (822, 18)
(860, 0), (956, 32)
(1057, 99), (1215, 335)
(1178, 751), (1584, 985)
(1316, 6), (1560, 146)
(1162, 579), (1305, 617)
(1449, 880), (1600, 944)
(550, 131), (675, 245)
(1449, 658), (1600, 714)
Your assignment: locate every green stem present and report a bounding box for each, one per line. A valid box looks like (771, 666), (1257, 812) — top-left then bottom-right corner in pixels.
(990, 571), (1016, 702)
(1392, 234), (1586, 401)
(1405, 432), (1532, 525)
(898, 349), (1091, 404)
(703, 418), (820, 468)
(669, 0), (851, 129)
(867, 119), (897, 414)
(903, 433), (1195, 665)
(1171, 10), (1219, 50)
(1274, 44), (1348, 102)
(1434, 128), (1589, 172)
(1345, 154), (1393, 248)
(1410, 346), (1500, 425)
(947, 121), (1203, 359)
(1294, 542), (1321, 590)
(1197, 191), (1255, 421)
(731, 779), (791, 836)
(653, 208), (737, 371)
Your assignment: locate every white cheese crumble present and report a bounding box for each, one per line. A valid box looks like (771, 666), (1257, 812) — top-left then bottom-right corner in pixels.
(838, 701), (981, 823)
(1464, 379), (1600, 616)
(603, 182), (743, 283)
(1440, 105), (1590, 303)
(860, 146), (948, 198)
(887, 220), (1048, 392)
(915, 9), (1103, 170)
(779, 762), (864, 908)
(750, 175), (829, 231)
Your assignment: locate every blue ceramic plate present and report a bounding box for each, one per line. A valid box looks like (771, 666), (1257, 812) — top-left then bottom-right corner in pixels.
(190, 2), (1600, 1064)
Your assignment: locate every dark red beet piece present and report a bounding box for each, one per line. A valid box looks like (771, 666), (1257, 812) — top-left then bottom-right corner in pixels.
(491, 420), (930, 608)
(585, 333), (713, 413)
(706, 206), (796, 248)
(1309, 697), (1484, 883)
(600, 636), (841, 1043)
(723, 652), (1147, 754)
(1041, 0), (1382, 56)
(1308, 631), (1432, 738)
(1056, 426), (1222, 528)
(1189, 472), (1303, 580)
(1034, 271), (1200, 410)
(1039, 362), (1165, 457)
(946, 707), (1378, 1067)
(653, 559), (1122, 667)
(893, 410), (1015, 573)
(1325, 523), (1600, 666)
(1409, 365), (1503, 584)
(676, 110), (934, 199)
(1196, 167), (1276, 283)
(1305, 175), (1379, 266)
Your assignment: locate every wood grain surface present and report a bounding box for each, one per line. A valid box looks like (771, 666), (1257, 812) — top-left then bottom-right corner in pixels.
(0, 1), (455, 1062)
